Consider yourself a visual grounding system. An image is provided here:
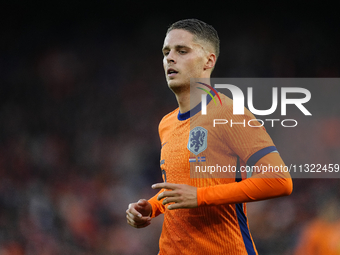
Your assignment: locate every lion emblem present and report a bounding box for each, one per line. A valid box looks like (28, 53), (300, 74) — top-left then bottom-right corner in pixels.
(187, 126), (208, 155)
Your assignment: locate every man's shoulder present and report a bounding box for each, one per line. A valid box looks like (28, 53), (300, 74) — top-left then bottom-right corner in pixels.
(215, 92), (257, 119)
(158, 108), (179, 133)
(218, 92), (233, 108)
(160, 108), (179, 124)
(205, 92), (234, 117)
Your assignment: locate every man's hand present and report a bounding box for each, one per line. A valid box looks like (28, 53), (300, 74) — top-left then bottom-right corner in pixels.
(152, 183), (198, 210)
(126, 199), (152, 228)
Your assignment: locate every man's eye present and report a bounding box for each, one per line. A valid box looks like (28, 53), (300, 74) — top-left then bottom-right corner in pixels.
(163, 51), (169, 56)
(179, 50), (187, 54)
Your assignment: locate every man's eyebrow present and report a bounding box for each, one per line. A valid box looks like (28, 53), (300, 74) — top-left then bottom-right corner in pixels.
(162, 46), (170, 51)
(162, 45), (191, 51)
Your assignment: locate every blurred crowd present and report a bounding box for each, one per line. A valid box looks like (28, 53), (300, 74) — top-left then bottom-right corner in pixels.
(0, 6), (339, 255)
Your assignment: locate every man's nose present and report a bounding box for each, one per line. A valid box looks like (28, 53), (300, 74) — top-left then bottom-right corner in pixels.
(166, 50), (176, 63)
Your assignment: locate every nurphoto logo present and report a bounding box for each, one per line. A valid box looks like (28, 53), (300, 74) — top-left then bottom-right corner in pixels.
(195, 79), (313, 128)
(200, 84), (311, 116)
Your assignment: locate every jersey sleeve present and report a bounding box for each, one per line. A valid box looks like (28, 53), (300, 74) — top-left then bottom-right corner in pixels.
(148, 189), (166, 218)
(148, 116), (171, 218)
(217, 98), (276, 164)
(197, 152), (293, 206)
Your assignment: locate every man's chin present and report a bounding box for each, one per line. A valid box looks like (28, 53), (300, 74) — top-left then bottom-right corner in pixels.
(167, 80), (189, 93)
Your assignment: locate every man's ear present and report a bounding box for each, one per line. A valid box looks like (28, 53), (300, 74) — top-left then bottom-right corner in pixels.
(204, 53), (217, 71)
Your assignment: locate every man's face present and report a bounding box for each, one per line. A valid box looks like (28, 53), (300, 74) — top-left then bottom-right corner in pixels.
(162, 29), (207, 91)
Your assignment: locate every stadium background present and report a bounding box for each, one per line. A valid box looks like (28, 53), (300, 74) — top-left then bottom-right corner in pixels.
(0, 2), (339, 254)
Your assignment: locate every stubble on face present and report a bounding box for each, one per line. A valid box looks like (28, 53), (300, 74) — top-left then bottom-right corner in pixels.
(162, 29), (207, 95)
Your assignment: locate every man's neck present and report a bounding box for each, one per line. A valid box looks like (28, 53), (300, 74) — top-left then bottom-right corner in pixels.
(170, 73), (212, 114)
(174, 83), (208, 114)
(175, 91), (191, 113)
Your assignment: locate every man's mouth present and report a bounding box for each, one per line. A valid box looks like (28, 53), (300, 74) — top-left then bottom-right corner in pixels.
(167, 68), (178, 77)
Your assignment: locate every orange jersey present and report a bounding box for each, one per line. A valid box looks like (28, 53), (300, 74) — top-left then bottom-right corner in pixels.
(149, 92), (292, 255)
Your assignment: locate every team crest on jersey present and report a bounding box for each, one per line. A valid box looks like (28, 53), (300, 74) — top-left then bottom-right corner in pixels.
(187, 126), (208, 155)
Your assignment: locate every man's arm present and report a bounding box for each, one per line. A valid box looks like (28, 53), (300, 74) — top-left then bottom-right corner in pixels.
(126, 189), (166, 228)
(197, 152), (293, 206)
(153, 153), (292, 209)
(148, 188), (166, 217)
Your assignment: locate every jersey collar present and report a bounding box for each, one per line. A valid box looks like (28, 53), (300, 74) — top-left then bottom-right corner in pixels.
(177, 90), (216, 121)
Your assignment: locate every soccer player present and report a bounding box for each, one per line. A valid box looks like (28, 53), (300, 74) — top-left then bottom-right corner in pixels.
(126, 19), (293, 255)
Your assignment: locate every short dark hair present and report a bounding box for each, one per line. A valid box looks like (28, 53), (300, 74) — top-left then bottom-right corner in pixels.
(167, 19), (220, 59)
